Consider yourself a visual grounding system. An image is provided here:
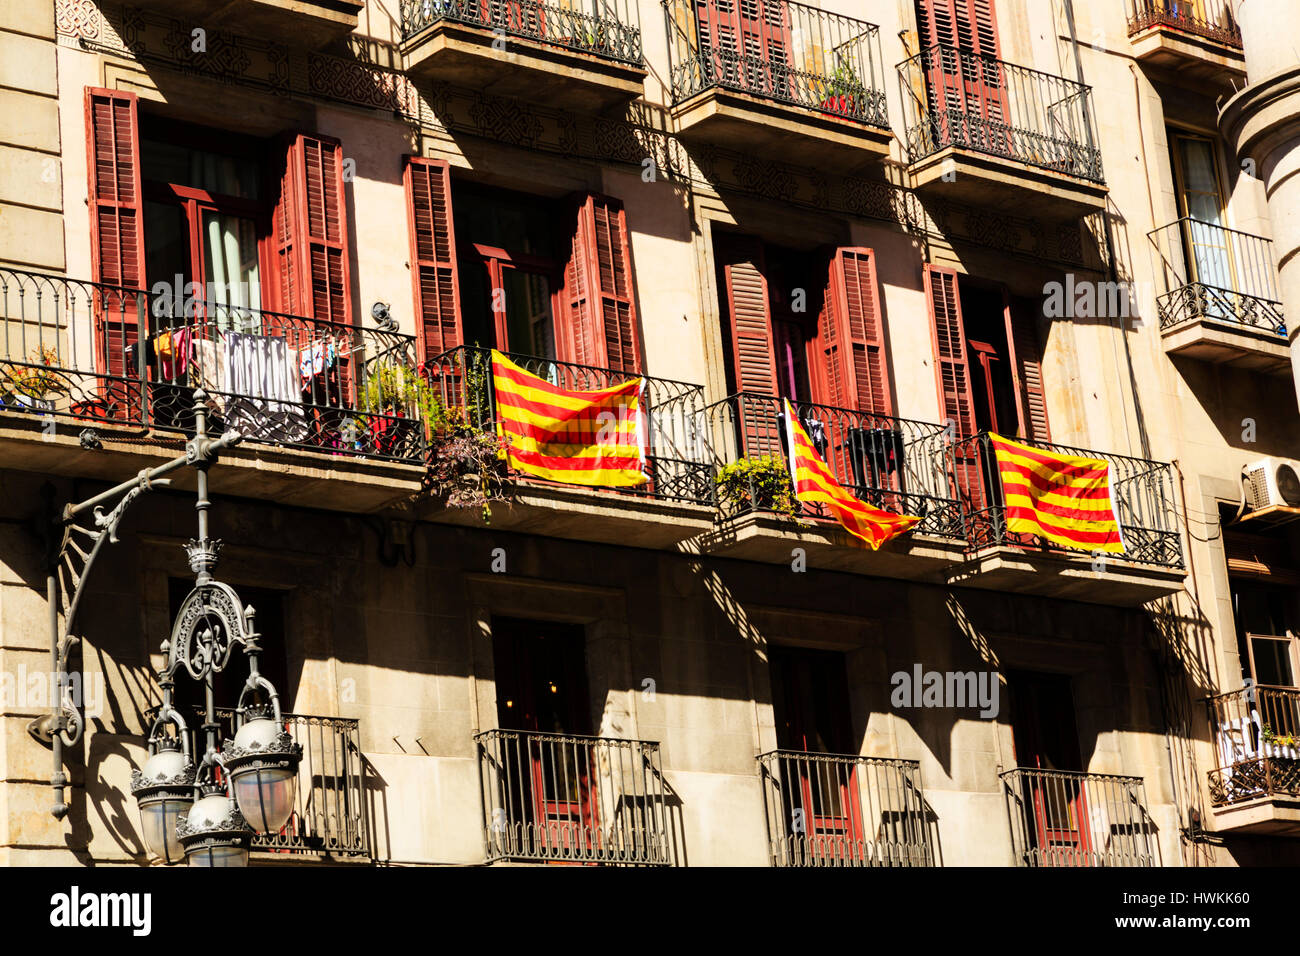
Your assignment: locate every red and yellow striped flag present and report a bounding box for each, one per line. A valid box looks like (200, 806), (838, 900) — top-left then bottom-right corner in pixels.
(491, 350), (648, 488)
(989, 433), (1125, 554)
(783, 400), (921, 550)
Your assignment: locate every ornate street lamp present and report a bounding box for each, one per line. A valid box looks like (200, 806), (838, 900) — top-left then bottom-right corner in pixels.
(128, 397), (301, 866)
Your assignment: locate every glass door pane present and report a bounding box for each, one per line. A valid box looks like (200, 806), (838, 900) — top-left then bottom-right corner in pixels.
(201, 210), (261, 331)
(1175, 136), (1233, 296)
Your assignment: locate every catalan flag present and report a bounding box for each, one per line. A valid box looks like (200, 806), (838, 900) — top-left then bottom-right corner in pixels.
(782, 399), (921, 550)
(989, 433), (1125, 554)
(491, 350), (648, 488)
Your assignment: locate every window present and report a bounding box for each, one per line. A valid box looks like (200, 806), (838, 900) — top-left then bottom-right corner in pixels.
(1224, 524), (1300, 687)
(1168, 129), (1236, 306)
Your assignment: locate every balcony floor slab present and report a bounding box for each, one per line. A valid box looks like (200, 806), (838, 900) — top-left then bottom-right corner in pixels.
(1211, 795), (1300, 836)
(1162, 316), (1292, 374)
(120, 0), (364, 49)
(401, 21), (647, 114)
(908, 146), (1108, 219)
(1129, 26), (1246, 85)
(944, 546), (1186, 606)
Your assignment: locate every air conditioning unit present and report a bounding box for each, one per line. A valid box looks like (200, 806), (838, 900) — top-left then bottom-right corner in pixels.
(1243, 457), (1300, 511)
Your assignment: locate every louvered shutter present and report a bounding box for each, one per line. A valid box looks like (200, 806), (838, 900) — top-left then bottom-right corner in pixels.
(818, 247), (891, 416)
(717, 236), (781, 459)
(925, 264), (984, 508)
(695, 0), (741, 86)
(272, 134), (352, 327)
(86, 87), (146, 415)
(561, 193), (643, 374)
(916, 0), (1007, 142)
(404, 157), (462, 363)
(1004, 297), (1051, 442)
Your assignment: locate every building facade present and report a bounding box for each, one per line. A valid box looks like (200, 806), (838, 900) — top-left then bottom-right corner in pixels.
(1, 0), (1298, 866)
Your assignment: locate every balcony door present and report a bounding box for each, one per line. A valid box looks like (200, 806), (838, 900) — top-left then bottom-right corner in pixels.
(769, 645), (865, 863)
(491, 617), (597, 859)
(694, 0), (793, 98)
(915, 0), (1010, 152)
(1169, 130), (1235, 303)
(1008, 669), (1092, 866)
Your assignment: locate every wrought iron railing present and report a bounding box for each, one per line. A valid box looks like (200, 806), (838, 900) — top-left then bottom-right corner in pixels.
(662, 0), (889, 126)
(949, 432), (1184, 568)
(1206, 683), (1300, 807)
(898, 43), (1104, 183)
(1002, 768), (1157, 867)
(148, 303), (427, 463)
(757, 751), (931, 867)
(0, 268), (147, 427)
(476, 729), (672, 865)
(152, 707), (371, 860)
(400, 0), (643, 66)
(1149, 218), (1286, 337)
(696, 392), (965, 538)
(1126, 0), (1242, 48)
(426, 344), (714, 503)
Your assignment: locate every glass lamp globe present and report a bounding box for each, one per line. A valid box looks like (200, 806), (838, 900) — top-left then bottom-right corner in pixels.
(223, 715), (302, 834)
(130, 742), (194, 865)
(177, 790), (252, 867)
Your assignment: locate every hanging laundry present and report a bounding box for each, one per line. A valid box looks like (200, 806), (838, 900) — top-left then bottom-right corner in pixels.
(188, 335), (228, 414)
(223, 332), (310, 444)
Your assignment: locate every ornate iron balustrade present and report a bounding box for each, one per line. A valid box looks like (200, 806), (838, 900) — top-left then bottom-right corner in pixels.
(662, 0), (889, 126)
(148, 303), (427, 463)
(949, 432), (1184, 568)
(152, 706), (372, 860)
(400, 0), (643, 66)
(757, 751), (932, 867)
(898, 43), (1104, 183)
(1206, 683), (1300, 807)
(0, 268), (148, 428)
(1149, 218), (1286, 336)
(697, 392), (965, 538)
(1126, 0), (1242, 48)
(1001, 768), (1157, 867)
(476, 729), (672, 865)
(425, 344), (714, 503)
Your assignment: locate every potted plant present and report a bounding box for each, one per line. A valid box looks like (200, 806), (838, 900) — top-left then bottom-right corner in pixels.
(819, 63), (867, 116)
(359, 361), (444, 456)
(424, 413), (512, 524)
(714, 454), (798, 519)
(0, 346), (66, 413)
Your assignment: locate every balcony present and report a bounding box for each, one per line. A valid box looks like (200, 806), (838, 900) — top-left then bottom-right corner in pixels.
(399, 0), (646, 114)
(1207, 685), (1300, 835)
(476, 729), (673, 865)
(0, 269), (428, 510)
(120, 0), (364, 49)
(159, 708), (372, 861)
(897, 44), (1107, 218)
(945, 433), (1186, 605)
(1150, 219), (1290, 375)
(692, 392), (968, 576)
(662, 0), (892, 171)
(1126, 0), (1245, 84)
(757, 751), (932, 867)
(1002, 768), (1158, 866)
(423, 345), (716, 547)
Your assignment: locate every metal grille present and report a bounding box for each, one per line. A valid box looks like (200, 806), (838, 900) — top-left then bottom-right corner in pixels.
(476, 729), (673, 865)
(400, 0), (644, 66)
(1002, 768), (1157, 867)
(697, 391), (965, 539)
(757, 751), (932, 867)
(1149, 218), (1285, 336)
(1126, 0), (1242, 48)
(426, 344), (715, 504)
(949, 432), (1184, 569)
(662, 0), (889, 127)
(898, 43), (1104, 183)
(1206, 684), (1300, 807)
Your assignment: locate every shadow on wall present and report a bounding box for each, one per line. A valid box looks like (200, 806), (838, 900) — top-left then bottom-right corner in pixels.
(1170, 357), (1300, 458)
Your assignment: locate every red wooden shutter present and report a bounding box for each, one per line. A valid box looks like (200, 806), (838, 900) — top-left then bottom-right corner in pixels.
(718, 236), (778, 396)
(561, 194), (643, 374)
(916, 0), (1006, 128)
(1004, 296), (1051, 442)
(404, 157), (462, 363)
(925, 265), (975, 437)
(85, 87), (146, 398)
(818, 248), (891, 416)
(917, 0), (1000, 57)
(272, 133), (352, 327)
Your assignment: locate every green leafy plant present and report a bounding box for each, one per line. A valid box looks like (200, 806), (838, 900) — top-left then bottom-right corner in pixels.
(1262, 724), (1300, 749)
(424, 419), (512, 524)
(715, 454), (797, 519)
(0, 346), (66, 402)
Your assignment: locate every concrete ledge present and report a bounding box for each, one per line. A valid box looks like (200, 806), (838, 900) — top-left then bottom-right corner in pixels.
(671, 87), (893, 173)
(685, 511), (967, 581)
(419, 482), (716, 550)
(944, 546), (1186, 606)
(401, 21), (647, 115)
(907, 146), (1108, 219)
(113, 0), (364, 49)
(1162, 316), (1292, 374)
(1129, 25), (1246, 85)
(1211, 795), (1300, 836)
